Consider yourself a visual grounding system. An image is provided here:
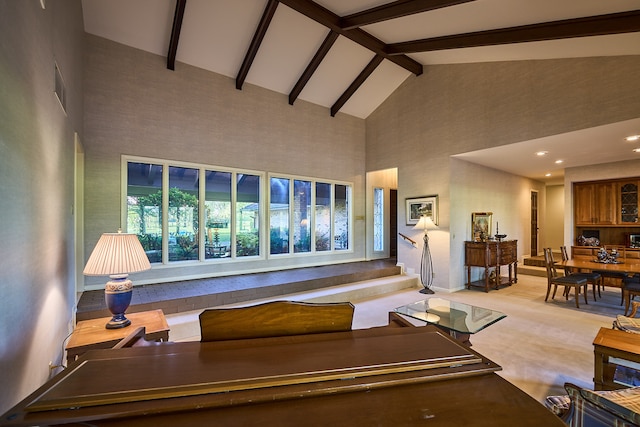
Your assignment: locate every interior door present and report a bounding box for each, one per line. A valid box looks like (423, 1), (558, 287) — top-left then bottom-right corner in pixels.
(531, 191), (538, 256)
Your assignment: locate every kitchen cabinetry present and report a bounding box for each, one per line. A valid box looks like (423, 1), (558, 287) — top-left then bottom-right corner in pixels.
(574, 182), (617, 225)
(619, 180), (639, 224)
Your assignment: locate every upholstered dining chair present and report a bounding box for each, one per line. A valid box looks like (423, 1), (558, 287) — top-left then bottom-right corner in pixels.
(614, 300), (640, 332)
(560, 246), (602, 300)
(544, 248), (588, 308)
(622, 275), (640, 316)
(199, 300), (355, 342)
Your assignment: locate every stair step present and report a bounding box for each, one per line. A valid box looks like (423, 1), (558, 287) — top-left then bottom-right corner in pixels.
(519, 265), (547, 277)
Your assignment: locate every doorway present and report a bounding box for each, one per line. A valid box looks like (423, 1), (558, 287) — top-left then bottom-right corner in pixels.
(365, 168), (398, 260)
(530, 190), (538, 256)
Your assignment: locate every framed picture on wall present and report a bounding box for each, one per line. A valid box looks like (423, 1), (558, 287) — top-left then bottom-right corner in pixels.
(406, 195), (438, 225)
(471, 212), (492, 241)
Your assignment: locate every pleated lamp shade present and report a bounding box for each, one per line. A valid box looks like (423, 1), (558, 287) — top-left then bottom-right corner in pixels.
(413, 216), (436, 233)
(84, 231), (151, 276)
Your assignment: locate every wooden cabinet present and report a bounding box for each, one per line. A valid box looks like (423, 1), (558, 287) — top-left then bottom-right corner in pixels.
(574, 182), (617, 225)
(619, 180), (640, 224)
(465, 240), (517, 292)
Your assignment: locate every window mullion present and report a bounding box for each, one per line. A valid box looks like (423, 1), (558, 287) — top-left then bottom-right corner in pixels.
(161, 163), (169, 264)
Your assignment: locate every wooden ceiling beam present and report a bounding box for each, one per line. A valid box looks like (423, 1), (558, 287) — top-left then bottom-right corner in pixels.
(278, 0), (422, 76)
(340, 0), (476, 30)
(387, 9), (640, 54)
(236, 0), (279, 90)
(289, 30), (339, 105)
(167, 0), (187, 70)
(331, 55), (383, 117)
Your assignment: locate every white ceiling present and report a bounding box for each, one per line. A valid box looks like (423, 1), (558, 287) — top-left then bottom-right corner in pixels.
(81, 0), (640, 183)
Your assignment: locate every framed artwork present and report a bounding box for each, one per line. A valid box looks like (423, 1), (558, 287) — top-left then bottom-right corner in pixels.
(406, 195), (438, 225)
(471, 212), (492, 241)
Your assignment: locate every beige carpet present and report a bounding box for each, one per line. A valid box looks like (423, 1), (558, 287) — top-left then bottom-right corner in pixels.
(351, 274), (626, 403)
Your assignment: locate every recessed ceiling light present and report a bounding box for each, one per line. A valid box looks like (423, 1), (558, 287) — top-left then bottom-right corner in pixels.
(555, 160), (563, 164)
(536, 151), (548, 156)
(626, 135), (640, 142)
(545, 173), (551, 177)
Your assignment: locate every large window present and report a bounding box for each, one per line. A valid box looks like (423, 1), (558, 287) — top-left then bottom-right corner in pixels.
(269, 176), (349, 255)
(334, 184), (350, 251)
(127, 162), (163, 263)
(293, 179), (311, 253)
(204, 170), (231, 259)
(270, 177), (289, 255)
(168, 166), (199, 261)
(125, 157), (352, 264)
(236, 173), (260, 257)
(315, 183), (331, 252)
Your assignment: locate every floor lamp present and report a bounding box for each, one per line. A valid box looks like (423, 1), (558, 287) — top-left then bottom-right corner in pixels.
(414, 216), (436, 294)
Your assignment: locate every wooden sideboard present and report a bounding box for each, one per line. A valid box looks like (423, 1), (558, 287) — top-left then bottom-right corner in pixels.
(465, 240), (518, 292)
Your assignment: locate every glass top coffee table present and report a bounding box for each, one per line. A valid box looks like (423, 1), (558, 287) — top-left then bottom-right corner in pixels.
(394, 297), (506, 345)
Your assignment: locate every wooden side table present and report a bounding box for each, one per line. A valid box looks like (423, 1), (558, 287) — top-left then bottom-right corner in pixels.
(66, 309), (170, 365)
(593, 327), (640, 390)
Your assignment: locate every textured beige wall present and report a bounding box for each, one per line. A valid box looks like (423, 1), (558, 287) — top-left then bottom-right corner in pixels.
(448, 159), (545, 290)
(366, 56), (640, 291)
(0, 0), (84, 413)
(83, 35), (366, 286)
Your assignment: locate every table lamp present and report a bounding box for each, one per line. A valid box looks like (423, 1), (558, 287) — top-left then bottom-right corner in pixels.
(414, 216), (436, 294)
(83, 229), (151, 329)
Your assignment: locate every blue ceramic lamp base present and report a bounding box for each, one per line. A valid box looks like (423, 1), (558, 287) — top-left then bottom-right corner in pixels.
(104, 275), (133, 329)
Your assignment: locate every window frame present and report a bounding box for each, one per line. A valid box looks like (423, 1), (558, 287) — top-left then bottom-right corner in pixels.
(268, 173), (354, 257)
(122, 156), (353, 265)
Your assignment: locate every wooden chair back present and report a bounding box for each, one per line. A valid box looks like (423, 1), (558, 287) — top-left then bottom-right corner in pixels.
(543, 248), (560, 280)
(199, 300), (355, 342)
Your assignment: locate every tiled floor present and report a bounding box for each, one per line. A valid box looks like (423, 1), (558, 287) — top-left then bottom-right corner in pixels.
(77, 259), (400, 320)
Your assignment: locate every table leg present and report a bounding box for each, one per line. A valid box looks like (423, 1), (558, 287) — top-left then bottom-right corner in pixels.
(449, 330), (471, 346)
(485, 267), (490, 292)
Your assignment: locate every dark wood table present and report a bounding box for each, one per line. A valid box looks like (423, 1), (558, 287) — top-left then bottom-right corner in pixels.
(2, 326), (564, 426)
(558, 258), (640, 275)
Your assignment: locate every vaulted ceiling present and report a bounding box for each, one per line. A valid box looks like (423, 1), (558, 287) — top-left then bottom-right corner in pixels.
(82, 0), (640, 182)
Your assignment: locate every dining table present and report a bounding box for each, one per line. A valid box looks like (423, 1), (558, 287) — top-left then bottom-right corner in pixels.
(556, 258), (640, 312)
(557, 258), (640, 276)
